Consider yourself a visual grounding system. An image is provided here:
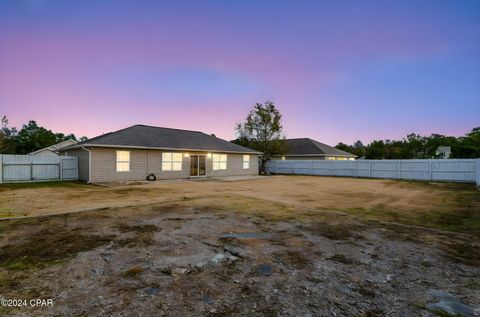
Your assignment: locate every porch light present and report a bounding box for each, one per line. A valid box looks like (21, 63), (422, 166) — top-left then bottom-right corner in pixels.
(207, 153), (212, 158)
(184, 153), (190, 157)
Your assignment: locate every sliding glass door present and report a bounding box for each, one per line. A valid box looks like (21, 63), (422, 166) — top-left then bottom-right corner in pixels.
(190, 155), (206, 177)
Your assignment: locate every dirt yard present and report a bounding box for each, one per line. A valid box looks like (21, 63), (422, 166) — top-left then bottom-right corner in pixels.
(0, 176), (479, 316)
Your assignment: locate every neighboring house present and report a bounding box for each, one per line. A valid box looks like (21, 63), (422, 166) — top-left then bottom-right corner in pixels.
(59, 124), (260, 183)
(270, 138), (357, 160)
(435, 146), (451, 159)
(30, 139), (77, 155)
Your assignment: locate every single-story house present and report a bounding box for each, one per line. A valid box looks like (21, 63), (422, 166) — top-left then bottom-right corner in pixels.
(270, 138), (357, 160)
(30, 139), (77, 155)
(435, 146), (451, 159)
(59, 124), (260, 183)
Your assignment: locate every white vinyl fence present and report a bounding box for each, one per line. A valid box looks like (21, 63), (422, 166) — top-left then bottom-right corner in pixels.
(265, 159), (480, 187)
(0, 154), (78, 183)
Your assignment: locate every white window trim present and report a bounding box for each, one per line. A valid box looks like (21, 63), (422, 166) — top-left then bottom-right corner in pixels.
(243, 155), (250, 169)
(162, 152), (183, 171)
(116, 150), (130, 172)
(212, 154), (227, 170)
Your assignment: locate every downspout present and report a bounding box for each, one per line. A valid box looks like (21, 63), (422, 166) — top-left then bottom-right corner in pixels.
(82, 146), (92, 184)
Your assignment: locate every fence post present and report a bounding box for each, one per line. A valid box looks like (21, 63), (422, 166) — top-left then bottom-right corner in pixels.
(398, 160), (401, 179)
(60, 157), (63, 181)
(30, 161), (33, 181)
(369, 161), (372, 178)
(476, 159), (480, 188)
(275, 160), (277, 174)
(355, 160), (357, 178)
(291, 160), (294, 175)
(0, 154), (3, 184)
(311, 161), (314, 175)
(430, 161), (433, 181)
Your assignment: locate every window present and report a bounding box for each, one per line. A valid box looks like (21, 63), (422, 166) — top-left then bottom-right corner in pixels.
(116, 151), (130, 172)
(162, 153), (183, 171)
(243, 155), (250, 169)
(212, 154), (227, 170)
(281, 156), (286, 160)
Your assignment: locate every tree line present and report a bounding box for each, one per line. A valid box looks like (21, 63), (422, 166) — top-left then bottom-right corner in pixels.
(335, 128), (480, 159)
(0, 116), (86, 154)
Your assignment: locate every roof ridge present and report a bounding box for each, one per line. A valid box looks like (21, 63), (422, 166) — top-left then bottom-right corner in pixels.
(135, 124), (204, 134)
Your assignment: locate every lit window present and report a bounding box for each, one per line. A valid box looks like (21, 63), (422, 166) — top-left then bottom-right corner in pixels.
(162, 152), (183, 171)
(281, 156), (286, 160)
(116, 151), (130, 172)
(243, 155), (250, 169)
(212, 154), (227, 170)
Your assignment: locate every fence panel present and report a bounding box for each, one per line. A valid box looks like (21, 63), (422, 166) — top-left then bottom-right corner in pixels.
(265, 159), (480, 186)
(0, 154), (78, 183)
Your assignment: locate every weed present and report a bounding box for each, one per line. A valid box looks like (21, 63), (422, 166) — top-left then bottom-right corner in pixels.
(115, 224), (159, 233)
(302, 222), (364, 241)
(356, 283), (376, 298)
(328, 254), (357, 265)
(0, 227), (114, 270)
(273, 251), (312, 269)
(123, 266), (143, 278)
(440, 240), (480, 266)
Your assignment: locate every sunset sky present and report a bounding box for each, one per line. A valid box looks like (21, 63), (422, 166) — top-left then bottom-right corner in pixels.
(0, 0), (479, 145)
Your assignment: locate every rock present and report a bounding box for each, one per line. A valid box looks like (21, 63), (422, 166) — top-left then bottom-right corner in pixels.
(384, 274), (393, 283)
(255, 263), (273, 276)
(202, 293), (214, 305)
(227, 255), (239, 262)
(426, 289), (477, 317)
(195, 262), (208, 270)
(158, 266), (172, 275)
(90, 267), (104, 278)
(172, 267), (190, 275)
(224, 245), (246, 258)
(211, 253), (226, 264)
(144, 287), (160, 296)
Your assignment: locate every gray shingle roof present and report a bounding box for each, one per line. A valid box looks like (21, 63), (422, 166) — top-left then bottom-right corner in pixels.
(68, 125), (259, 153)
(284, 138), (356, 157)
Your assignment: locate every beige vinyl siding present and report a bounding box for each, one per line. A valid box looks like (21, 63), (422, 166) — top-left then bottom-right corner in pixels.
(62, 148), (90, 182)
(207, 153), (258, 177)
(89, 147), (258, 183)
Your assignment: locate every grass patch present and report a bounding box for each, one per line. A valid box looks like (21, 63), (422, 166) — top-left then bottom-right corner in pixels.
(113, 224), (157, 248)
(343, 184), (480, 236)
(356, 283), (377, 298)
(0, 181), (87, 192)
(328, 254), (358, 265)
(301, 222), (364, 241)
(273, 251), (312, 269)
(115, 224), (159, 233)
(360, 309), (384, 317)
(114, 232), (155, 248)
(440, 240), (480, 266)
(0, 226), (114, 270)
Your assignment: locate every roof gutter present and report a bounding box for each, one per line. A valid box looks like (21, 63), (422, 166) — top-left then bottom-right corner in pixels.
(65, 144), (262, 155)
(274, 154), (358, 158)
(81, 146), (92, 184)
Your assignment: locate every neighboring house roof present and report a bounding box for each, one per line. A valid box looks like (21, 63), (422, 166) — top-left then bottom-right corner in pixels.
(280, 138), (357, 157)
(436, 146), (451, 153)
(30, 139), (77, 155)
(62, 124), (260, 154)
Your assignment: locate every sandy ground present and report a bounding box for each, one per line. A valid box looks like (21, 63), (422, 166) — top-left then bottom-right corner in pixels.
(0, 176), (477, 221)
(0, 176), (479, 316)
(0, 198), (479, 316)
